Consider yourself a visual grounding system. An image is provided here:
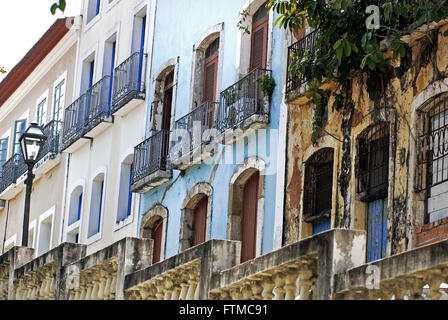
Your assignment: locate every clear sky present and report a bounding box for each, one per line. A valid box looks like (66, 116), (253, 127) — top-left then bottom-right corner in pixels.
(0, 0), (82, 82)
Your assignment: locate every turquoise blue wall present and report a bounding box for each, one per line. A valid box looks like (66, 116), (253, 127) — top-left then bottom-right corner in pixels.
(139, 0), (285, 259)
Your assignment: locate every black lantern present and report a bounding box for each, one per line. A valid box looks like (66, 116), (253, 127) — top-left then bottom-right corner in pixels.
(19, 122), (47, 164)
(19, 123), (48, 246)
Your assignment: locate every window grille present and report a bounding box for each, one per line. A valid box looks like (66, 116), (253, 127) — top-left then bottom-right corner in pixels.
(303, 148), (334, 221)
(357, 123), (390, 201)
(416, 94), (448, 194)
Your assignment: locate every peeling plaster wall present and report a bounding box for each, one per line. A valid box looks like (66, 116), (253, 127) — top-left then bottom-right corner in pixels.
(285, 23), (448, 256)
(139, 0), (286, 259)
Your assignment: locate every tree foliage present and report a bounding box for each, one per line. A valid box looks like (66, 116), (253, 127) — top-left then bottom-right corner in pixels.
(51, 0), (66, 14)
(267, 0), (448, 144)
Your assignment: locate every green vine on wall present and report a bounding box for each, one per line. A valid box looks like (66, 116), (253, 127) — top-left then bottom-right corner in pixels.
(268, 0), (448, 145)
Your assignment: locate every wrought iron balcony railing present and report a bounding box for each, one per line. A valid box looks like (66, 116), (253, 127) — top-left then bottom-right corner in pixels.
(62, 76), (112, 150)
(171, 101), (218, 160)
(286, 30), (319, 95)
(0, 120), (63, 195)
(112, 52), (147, 114)
(218, 68), (272, 132)
(132, 130), (170, 185)
(37, 120), (63, 163)
(0, 154), (21, 194)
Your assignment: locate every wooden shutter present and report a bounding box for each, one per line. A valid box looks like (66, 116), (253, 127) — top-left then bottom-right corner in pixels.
(203, 38), (219, 103)
(203, 63), (216, 103)
(193, 196), (208, 246)
(250, 6), (268, 71)
(152, 219), (163, 264)
(241, 171), (259, 262)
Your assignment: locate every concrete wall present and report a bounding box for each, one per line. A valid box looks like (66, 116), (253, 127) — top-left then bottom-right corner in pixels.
(62, 0), (153, 255)
(0, 25), (78, 256)
(284, 21), (448, 258)
(138, 0), (286, 260)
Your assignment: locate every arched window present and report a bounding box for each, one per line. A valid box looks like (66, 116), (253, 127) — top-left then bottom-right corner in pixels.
(228, 158), (265, 263)
(180, 183), (213, 252)
(203, 38), (219, 103)
(250, 2), (269, 71)
(67, 185), (84, 243)
(356, 123), (390, 263)
(117, 155), (134, 223)
(141, 205), (168, 264)
(88, 173), (105, 239)
(416, 94), (448, 223)
(303, 148), (334, 235)
(357, 123), (390, 201)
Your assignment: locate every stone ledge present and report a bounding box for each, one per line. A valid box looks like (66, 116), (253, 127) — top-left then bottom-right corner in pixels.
(333, 239), (448, 295)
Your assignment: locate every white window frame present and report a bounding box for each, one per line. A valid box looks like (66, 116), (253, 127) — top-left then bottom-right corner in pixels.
(52, 71), (67, 122)
(28, 219), (37, 248)
(65, 179), (86, 243)
(36, 206), (55, 257)
(78, 43), (99, 96)
(35, 89), (49, 126)
(105, 0), (120, 13)
(101, 24), (121, 78)
(113, 150), (136, 231)
(86, 167), (107, 245)
(84, 0), (102, 31)
(4, 234), (17, 252)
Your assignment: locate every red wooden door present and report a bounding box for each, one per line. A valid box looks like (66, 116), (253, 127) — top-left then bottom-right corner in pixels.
(241, 171), (259, 262)
(193, 196), (208, 246)
(203, 38), (219, 103)
(152, 219), (163, 264)
(250, 4), (269, 71)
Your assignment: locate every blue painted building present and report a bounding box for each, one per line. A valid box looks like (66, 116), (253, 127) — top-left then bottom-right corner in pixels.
(132, 0), (287, 263)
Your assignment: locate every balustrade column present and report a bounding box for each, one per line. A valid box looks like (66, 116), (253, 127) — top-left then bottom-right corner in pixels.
(261, 276), (275, 300)
(251, 280), (263, 300)
(155, 280), (165, 300)
(230, 287), (243, 300)
(297, 264), (314, 300)
(273, 273), (285, 300)
(163, 276), (174, 300)
(285, 269), (300, 300)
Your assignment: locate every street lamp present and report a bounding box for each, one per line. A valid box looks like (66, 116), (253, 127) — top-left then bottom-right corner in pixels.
(19, 123), (47, 246)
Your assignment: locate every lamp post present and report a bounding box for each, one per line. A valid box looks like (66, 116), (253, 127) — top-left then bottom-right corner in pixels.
(19, 123), (47, 247)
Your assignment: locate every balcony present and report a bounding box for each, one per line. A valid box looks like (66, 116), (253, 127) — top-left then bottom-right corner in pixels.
(0, 154), (24, 200)
(131, 130), (172, 193)
(170, 101), (219, 170)
(0, 120), (64, 200)
(61, 76), (113, 153)
(285, 30), (319, 98)
(218, 68), (271, 144)
(111, 52), (147, 116)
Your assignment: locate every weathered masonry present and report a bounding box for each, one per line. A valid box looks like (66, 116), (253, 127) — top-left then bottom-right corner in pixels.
(283, 10), (448, 298)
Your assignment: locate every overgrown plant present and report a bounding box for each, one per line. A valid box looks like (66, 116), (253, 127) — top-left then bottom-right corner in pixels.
(51, 0), (66, 14)
(0, 67), (6, 74)
(260, 75), (276, 98)
(268, 0), (448, 144)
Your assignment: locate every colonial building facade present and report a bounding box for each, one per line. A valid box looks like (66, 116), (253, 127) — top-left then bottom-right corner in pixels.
(0, 0), (447, 301)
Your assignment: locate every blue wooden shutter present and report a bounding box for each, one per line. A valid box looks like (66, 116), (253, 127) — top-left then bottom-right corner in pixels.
(77, 192), (83, 221)
(126, 164), (133, 218)
(366, 198), (388, 263)
(14, 119), (27, 155)
(138, 16), (146, 88)
(97, 181), (104, 233)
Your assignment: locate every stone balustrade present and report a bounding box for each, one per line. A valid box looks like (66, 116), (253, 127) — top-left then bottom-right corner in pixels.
(210, 255), (318, 300)
(67, 258), (118, 300)
(4, 230), (448, 300)
(0, 262), (9, 300)
(15, 262), (56, 300)
(333, 239), (448, 300)
(209, 229), (366, 300)
(124, 240), (241, 300)
(127, 259), (201, 300)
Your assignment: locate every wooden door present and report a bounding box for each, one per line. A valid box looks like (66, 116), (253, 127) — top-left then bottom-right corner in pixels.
(250, 4), (269, 71)
(203, 38), (219, 103)
(152, 219), (163, 264)
(193, 196), (208, 246)
(241, 171), (259, 262)
(366, 198), (388, 263)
